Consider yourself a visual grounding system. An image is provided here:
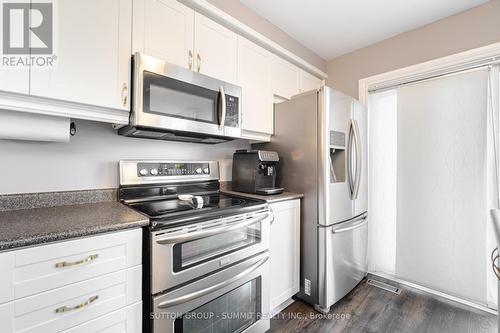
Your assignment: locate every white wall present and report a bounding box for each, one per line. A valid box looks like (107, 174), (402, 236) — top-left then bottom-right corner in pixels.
(326, 0), (500, 98)
(0, 120), (250, 194)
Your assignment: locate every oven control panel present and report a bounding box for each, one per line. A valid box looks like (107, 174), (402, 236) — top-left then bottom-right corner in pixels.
(137, 162), (210, 177)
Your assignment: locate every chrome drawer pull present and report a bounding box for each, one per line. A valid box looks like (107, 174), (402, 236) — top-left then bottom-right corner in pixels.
(55, 295), (98, 313)
(55, 254), (98, 268)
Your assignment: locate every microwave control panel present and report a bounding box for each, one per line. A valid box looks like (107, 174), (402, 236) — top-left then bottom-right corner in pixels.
(225, 95), (239, 128)
(137, 162), (210, 177)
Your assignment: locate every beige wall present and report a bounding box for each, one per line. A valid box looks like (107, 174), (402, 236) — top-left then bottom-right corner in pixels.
(327, 0), (500, 99)
(207, 0), (327, 72)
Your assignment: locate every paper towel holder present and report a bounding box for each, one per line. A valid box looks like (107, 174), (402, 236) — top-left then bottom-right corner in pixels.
(70, 122), (76, 136)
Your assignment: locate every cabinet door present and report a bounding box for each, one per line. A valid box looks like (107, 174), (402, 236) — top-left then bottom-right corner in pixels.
(0, 0), (29, 94)
(270, 55), (300, 100)
(269, 199), (301, 311)
(133, 0), (194, 69)
(300, 70), (322, 93)
(0, 68), (28, 94)
(0, 266), (141, 333)
(237, 37), (272, 135)
(61, 302), (141, 333)
(30, 0), (132, 110)
(194, 13), (237, 84)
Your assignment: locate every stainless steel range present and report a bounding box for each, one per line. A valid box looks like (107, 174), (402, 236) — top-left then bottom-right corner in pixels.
(119, 160), (272, 333)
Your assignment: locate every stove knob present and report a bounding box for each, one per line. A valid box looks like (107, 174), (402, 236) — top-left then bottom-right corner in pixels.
(150, 168), (158, 176)
(203, 167), (210, 174)
(139, 168), (148, 176)
(195, 168), (202, 174)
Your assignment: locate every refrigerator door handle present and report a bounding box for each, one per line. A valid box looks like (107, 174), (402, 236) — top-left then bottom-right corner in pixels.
(347, 120), (355, 198)
(331, 212), (368, 234)
(353, 119), (362, 200)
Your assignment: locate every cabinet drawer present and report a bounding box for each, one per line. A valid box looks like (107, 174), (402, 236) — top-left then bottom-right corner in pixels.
(0, 265), (141, 333)
(0, 229), (142, 304)
(61, 302), (142, 333)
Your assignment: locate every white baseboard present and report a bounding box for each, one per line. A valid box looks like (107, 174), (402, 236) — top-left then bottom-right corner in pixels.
(369, 272), (498, 316)
(270, 298), (295, 317)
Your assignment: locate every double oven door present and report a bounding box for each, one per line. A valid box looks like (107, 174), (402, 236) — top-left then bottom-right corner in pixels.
(133, 52), (241, 139)
(151, 209), (271, 294)
(152, 251), (270, 333)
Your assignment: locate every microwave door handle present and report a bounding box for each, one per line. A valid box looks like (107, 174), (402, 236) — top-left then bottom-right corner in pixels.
(157, 256), (269, 309)
(219, 85), (226, 131)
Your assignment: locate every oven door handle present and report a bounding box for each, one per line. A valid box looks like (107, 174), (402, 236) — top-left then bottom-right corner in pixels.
(157, 255), (269, 309)
(155, 212), (269, 245)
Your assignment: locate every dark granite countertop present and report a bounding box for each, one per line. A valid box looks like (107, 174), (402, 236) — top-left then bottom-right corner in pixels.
(220, 182), (304, 203)
(0, 201), (149, 251)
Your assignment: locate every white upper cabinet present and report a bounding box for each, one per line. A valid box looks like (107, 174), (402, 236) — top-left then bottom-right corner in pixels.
(194, 13), (238, 84)
(237, 37), (272, 135)
(133, 0), (194, 69)
(29, 0), (132, 110)
(0, 67), (29, 95)
(270, 55), (300, 100)
(300, 69), (322, 93)
(271, 56), (300, 99)
(0, 0), (29, 94)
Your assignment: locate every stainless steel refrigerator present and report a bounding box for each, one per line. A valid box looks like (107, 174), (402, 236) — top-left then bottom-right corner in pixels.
(265, 86), (368, 313)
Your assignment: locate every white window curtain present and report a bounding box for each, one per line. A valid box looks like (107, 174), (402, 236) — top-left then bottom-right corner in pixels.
(368, 66), (499, 307)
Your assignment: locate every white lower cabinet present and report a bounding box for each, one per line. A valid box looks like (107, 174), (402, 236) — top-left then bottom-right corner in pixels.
(0, 229), (142, 333)
(62, 302), (142, 333)
(269, 199), (301, 314)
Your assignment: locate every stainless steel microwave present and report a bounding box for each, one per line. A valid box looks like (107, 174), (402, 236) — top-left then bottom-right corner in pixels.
(119, 53), (241, 144)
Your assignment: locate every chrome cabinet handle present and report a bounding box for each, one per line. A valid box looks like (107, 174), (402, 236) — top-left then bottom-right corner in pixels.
(55, 295), (98, 313)
(155, 212), (269, 244)
(157, 256), (268, 309)
(196, 53), (201, 72)
(269, 209), (275, 224)
(352, 119), (362, 200)
(219, 85), (226, 131)
(188, 50), (193, 70)
(331, 212), (368, 234)
(55, 254), (98, 268)
(121, 82), (128, 107)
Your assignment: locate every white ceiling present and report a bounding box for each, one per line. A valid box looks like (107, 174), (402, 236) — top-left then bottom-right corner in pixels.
(239, 0), (489, 60)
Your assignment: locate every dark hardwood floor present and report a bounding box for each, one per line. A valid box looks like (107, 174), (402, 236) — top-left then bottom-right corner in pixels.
(270, 275), (497, 333)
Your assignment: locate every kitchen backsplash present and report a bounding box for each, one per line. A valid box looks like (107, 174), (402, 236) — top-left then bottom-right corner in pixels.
(0, 120), (250, 195)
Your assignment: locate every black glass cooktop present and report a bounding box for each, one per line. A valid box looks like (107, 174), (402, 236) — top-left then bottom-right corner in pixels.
(131, 194), (248, 217)
(128, 192), (266, 227)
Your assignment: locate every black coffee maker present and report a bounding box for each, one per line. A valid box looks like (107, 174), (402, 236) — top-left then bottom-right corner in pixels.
(232, 150), (284, 195)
